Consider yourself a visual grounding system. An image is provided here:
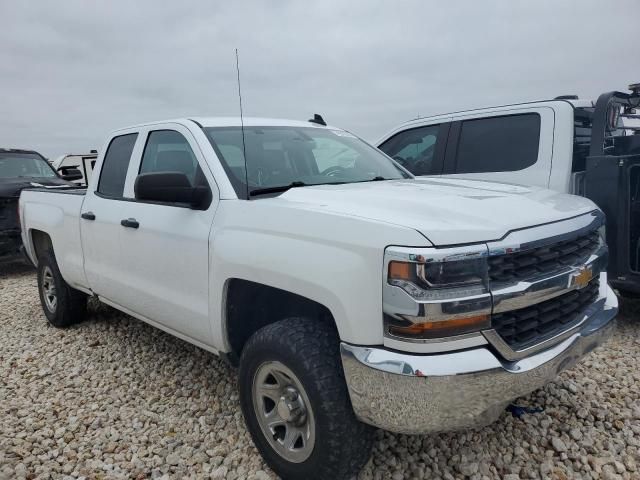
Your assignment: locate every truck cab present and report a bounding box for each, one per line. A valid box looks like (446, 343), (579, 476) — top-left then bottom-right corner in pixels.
(378, 84), (640, 293)
(377, 99), (583, 191)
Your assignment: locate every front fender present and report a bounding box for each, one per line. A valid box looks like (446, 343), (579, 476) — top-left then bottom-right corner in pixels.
(208, 201), (430, 350)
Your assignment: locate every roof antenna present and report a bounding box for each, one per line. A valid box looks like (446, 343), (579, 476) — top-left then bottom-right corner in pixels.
(308, 113), (327, 126)
(235, 48), (250, 199)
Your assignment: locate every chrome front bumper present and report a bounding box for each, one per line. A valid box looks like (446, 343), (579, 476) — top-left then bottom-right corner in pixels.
(340, 286), (617, 434)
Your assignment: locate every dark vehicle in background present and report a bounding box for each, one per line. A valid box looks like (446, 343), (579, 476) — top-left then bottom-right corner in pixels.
(0, 148), (81, 261)
(378, 83), (640, 295)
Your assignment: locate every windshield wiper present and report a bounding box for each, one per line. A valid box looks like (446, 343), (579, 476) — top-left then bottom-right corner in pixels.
(249, 181), (308, 197)
(352, 176), (388, 184)
(249, 180), (353, 197)
(249, 176), (390, 197)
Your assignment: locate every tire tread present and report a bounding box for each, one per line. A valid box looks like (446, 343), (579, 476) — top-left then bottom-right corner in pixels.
(37, 248), (87, 327)
(239, 317), (374, 480)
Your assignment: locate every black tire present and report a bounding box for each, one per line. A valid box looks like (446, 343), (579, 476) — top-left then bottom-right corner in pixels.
(239, 317), (375, 480)
(37, 248), (87, 328)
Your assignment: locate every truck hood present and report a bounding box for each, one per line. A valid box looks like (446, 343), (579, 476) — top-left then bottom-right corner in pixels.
(0, 177), (72, 198)
(276, 178), (597, 245)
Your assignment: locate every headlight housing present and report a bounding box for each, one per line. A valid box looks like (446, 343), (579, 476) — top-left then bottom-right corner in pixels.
(384, 246), (491, 340)
(388, 257), (487, 296)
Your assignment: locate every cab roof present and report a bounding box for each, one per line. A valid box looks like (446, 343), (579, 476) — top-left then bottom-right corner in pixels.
(115, 117), (342, 132)
(394, 97), (596, 130)
(0, 148), (43, 155)
(191, 117), (335, 129)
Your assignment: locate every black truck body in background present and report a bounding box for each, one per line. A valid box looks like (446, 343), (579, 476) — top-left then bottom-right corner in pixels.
(585, 85), (640, 294)
(0, 149), (76, 261)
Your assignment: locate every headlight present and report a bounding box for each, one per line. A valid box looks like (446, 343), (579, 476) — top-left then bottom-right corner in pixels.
(389, 257), (486, 292)
(387, 249), (489, 300)
(384, 246), (491, 340)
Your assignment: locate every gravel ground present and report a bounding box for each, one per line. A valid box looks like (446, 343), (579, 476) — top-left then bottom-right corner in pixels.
(1, 262), (639, 480)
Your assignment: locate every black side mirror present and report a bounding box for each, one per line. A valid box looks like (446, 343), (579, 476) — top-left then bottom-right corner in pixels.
(134, 172), (210, 209)
(58, 167), (83, 182)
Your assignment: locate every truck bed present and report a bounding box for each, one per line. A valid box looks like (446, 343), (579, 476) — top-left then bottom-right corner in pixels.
(24, 186), (87, 195)
(20, 187), (87, 289)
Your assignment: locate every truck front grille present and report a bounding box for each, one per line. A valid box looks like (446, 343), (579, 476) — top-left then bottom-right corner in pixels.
(492, 278), (600, 350)
(488, 229), (600, 283)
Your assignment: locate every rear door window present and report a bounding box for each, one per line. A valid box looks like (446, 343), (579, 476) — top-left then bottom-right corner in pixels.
(97, 133), (138, 197)
(378, 124), (444, 175)
(453, 114), (540, 173)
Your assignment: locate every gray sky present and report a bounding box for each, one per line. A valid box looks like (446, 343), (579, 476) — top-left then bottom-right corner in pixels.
(1, 0), (638, 158)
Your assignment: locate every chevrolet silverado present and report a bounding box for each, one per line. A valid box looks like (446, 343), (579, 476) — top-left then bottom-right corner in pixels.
(20, 117), (617, 479)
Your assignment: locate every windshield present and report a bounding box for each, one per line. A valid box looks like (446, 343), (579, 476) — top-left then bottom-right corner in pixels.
(0, 153), (57, 179)
(203, 126), (411, 198)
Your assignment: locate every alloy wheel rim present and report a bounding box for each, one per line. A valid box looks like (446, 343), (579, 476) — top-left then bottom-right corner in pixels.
(42, 266), (57, 312)
(252, 361), (316, 463)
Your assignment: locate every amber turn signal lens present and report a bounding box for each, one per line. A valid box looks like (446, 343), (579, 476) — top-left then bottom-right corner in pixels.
(388, 314), (490, 339)
(388, 261), (412, 281)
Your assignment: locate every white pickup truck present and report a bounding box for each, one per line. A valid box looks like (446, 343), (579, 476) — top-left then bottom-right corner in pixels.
(20, 117), (617, 480)
(377, 83), (640, 295)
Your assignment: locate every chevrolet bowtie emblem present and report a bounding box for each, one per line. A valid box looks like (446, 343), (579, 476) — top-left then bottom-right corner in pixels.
(572, 267), (593, 289)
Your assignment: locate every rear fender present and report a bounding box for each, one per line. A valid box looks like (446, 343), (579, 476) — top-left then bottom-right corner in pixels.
(22, 198), (88, 290)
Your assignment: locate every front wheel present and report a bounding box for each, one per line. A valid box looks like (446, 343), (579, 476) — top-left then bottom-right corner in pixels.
(239, 317), (375, 480)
